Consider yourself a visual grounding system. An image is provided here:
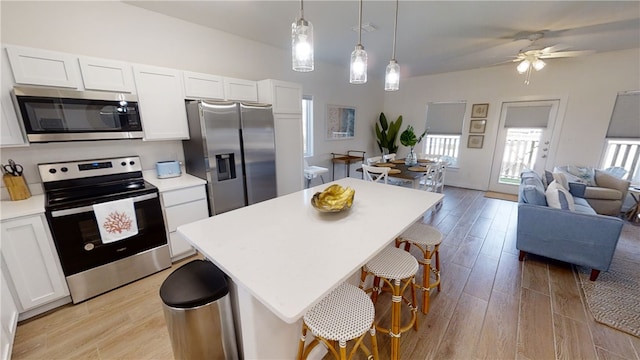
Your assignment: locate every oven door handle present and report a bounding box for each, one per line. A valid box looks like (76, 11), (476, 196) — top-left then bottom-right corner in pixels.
(50, 193), (158, 217)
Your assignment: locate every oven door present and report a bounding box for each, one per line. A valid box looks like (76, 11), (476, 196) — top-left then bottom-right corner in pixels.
(46, 192), (167, 276)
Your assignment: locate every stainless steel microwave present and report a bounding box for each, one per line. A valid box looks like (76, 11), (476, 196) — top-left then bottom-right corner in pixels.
(12, 86), (144, 143)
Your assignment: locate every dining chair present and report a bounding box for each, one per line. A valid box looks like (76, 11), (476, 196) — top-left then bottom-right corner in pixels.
(383, 153), (396, 162)
(362, 164), (389, 184)
(366, 156), (382, 165)
(304, 160), (329, 188)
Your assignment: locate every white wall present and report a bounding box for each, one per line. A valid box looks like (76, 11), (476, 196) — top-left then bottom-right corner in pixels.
(383, 48), (640, 190)
(0, 1), (384, 193)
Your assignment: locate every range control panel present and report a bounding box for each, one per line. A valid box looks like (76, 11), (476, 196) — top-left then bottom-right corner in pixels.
(38, 156), (142, 183)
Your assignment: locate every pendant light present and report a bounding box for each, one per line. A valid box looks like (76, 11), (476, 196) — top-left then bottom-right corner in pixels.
(292, 0), (314, 72)
(384, 0), (400, 91)
(349, 0), (367, 84)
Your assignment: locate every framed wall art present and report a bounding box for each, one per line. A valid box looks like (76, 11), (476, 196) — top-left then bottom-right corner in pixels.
(469, 119), (486, 133)
(326, 104), (356, 140)
(467, 135), (484, 149)
(471, 103), (489, 118)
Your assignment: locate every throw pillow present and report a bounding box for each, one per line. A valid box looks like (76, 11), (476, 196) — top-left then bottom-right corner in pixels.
(604, 166), (627, 179)
(565, 165), (596, 186)
(545, 180), (576, 211)
(543, 170), (554, 189)
(552, 172), (569, 190)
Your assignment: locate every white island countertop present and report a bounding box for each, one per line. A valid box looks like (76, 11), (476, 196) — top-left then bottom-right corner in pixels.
(177, 177), (444, 324)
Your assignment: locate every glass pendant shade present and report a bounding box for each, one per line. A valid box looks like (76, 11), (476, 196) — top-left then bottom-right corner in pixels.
(533, 58), (546, 71)
(292, 18), (314, 72)
(384, 60), (400, 91)
(350, 45), (368, 84)
(516, 60), (530, 74)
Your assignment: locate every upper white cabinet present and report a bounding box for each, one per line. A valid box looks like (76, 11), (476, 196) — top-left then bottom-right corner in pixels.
(0, 214), (69, 312)
(1, 49), (27, 147)
(6, 45), (81, 88)
(133, 65), (190, 141)
(257, 79), (302, 114)
(183, 71), (224, 99)
(78, 56), (135, 93)
(223, 77), (257, 102)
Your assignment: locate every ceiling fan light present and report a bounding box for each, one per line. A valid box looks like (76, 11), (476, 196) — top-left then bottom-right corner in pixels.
(350, 44), (368, 84)
(516, 60), (530, 74)
(533, 59), (546, 71)
(291, 16), (314, 71)
(384, 60), (400, 91)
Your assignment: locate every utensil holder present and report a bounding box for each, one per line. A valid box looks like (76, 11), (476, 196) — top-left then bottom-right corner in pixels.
(3, 174), (31, 201)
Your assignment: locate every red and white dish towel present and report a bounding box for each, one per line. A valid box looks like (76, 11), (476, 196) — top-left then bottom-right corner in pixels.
(93, 198), (139, 244)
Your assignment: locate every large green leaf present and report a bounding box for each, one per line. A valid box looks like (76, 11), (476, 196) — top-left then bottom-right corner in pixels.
(379, 112), (388, 131)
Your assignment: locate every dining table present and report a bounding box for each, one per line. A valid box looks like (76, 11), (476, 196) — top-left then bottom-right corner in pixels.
(357, 159), (440, 189)
(177, 177), (444, 359)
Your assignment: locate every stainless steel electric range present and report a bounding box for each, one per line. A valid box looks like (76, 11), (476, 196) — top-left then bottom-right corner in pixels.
(39, 156), (170, 303)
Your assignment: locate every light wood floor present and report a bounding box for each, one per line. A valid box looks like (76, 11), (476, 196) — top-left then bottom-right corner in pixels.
(11, 186), (640, 360)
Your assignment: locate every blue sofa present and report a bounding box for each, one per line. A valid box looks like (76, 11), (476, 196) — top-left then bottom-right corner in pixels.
(517, 170), (624, 280)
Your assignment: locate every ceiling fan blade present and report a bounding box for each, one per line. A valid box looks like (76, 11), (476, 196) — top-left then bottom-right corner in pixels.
(539, 50), (595, 58)
(491, 58), (521, 66)
(542, 44), (571, 53)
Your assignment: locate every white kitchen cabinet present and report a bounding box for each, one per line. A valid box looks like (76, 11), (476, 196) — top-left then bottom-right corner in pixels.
(5, 45), (80, 88)
(183, 71), (224, 99)
(133, 65), (190, 141)
(0, 214), (69, 312)
(257, 79), (304, 196)
(78, 56), (135, 93)
(1, 270), (18, 360)
(274, 114), (304, 196)
(257, 79), (302, 114)
(1, 48), (27, 147)
(223, 77), (258, 102)
(159, 185), (208, 261)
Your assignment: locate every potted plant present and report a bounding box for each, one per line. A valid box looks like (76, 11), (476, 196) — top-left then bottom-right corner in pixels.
(400, 125), (427, 166)
(375, 112), (402, 156)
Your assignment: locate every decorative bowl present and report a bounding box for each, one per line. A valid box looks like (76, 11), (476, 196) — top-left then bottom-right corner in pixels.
(311, 184), (355, 213)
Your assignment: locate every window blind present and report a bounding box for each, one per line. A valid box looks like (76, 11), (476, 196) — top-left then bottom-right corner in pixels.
(606, 91), (640, 139)
(425, 102), (466, 134)
(504, 104), (552, 128)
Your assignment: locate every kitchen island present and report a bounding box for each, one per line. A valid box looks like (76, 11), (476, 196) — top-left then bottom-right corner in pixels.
(177, 177), (444, 358)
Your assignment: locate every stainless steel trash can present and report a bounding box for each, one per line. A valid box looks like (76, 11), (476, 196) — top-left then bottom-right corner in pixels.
(160, 259), (238, 360)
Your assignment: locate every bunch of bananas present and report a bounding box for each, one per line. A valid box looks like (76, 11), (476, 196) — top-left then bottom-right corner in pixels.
(311, 184), (355, 212)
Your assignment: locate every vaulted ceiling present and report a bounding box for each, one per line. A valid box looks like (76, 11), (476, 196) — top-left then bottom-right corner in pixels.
(127, 1), (640, 78)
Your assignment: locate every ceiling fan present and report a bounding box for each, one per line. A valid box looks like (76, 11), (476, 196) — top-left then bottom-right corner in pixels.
(509, 31), (594, 84)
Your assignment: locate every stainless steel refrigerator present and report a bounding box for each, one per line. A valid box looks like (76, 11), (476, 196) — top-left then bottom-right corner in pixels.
(183, 100), (277, 215)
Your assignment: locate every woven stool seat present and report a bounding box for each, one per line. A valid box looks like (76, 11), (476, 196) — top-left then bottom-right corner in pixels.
(304, 283), (375, 342)
(360, 247), (419, 360)
(399, 223), (442, 247)
(297, 283), (379, 360)
(396, 222), (443, 315)
(364, 247), (419, 280)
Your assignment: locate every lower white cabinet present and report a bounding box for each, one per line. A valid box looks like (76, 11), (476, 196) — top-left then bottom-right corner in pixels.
(1, 270), (18, 360)
(0, 214), (69, 312)
(159, 185), (208, 261)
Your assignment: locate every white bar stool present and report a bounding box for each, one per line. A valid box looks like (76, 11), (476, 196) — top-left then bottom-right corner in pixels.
(395, 222), (443, 314)
(296, 283), (379, 360)
(360, 247), (418, 360)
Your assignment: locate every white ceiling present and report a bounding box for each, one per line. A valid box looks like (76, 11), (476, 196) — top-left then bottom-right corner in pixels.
(126, 1), (640, 78)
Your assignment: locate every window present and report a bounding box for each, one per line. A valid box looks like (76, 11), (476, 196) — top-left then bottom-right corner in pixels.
(423, 102), (466, 166)
(302, 95), (313, 157)
(602, 91), (640, 182)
